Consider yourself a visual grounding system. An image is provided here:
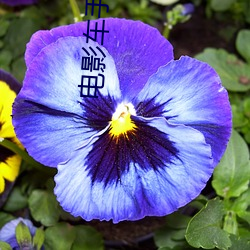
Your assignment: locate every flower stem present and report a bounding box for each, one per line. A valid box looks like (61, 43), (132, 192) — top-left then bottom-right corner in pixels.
(69, 0), (82, 23)
(0, 138), (55, 175)
(163, 24), (171, 39)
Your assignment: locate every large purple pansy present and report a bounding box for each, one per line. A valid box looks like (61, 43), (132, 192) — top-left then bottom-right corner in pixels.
(12, 18), (232, 223)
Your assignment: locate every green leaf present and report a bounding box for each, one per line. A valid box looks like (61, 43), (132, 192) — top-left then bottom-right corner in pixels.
(33, 228), (45, 250)
(165, 212), (191, 230)
(212, 130), (250, 198)
(0, 19), (10, 37)
(71, 225), (104, 250)
(231, 189), (250, 213)
(0, 40), (4, 49)
(0, 50), (12, 68)
(3, 187), (28, 212)
(243, 2), (250, 24)
(223, 211), (238, 235)
(236, 30), (250, 64)
(210, 0), (236, 11)
(237, 210), (250, 225)
(185, 198), (231, 249)
(0, 212), (15, 228)
(233, 190), (250, 224)
(196, 48), (250, 92)
(59, 208), (81, 222)
(15, 222), (32, 248)
(155, 227), (186, 249)
(0, 241), (12, 250)
(39, 0), (69, 19)
(4, 18), (40, 59)
(44, 223), (76, 250)
(229, 235), (250, 250)
(21, 171), (52, 195)
(155, 213), (191, 249)
(188, 195), (208, 211)
(244, 130), (250, 144)
(238, 227), (250, 240)
(231, 105), (248, 128)
(28, 190), (60, 226)
(11, 57), (26, 83)
(20, 6), (47, 27)
(243, 98), (250, 118)
(219, 26), (238, 43)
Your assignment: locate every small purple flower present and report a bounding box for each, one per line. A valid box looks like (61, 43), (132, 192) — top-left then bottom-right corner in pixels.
(181, 3), (195, 16)
(0, 218), (36, 249)
(0, 0), (38, 6)
(12, 18), (232, 223)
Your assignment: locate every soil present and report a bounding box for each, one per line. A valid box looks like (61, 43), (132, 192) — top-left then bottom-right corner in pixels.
(88, 217), (166, 250)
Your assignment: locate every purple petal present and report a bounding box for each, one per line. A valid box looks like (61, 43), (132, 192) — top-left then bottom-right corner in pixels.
(0, 218), (36, 248)
(0, 69), (21, 93)
(54, 117), (212, 223)
(182, 3), (195, 16)
(25, 18), (173, 99)
(13, 37), (119, 167)
(134, 56), (232, 167)
(0, 0), (38, 6)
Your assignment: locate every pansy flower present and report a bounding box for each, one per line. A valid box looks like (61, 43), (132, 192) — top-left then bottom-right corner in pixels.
(0, 0), (37, 6)
(181, 3), (195, 16)
(0, 69), (22, 196)
(0, 217), (36, 249)
(13, 18), (232, 223)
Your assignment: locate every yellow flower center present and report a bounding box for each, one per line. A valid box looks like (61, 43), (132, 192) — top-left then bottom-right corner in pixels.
(109, 103), (136, 137)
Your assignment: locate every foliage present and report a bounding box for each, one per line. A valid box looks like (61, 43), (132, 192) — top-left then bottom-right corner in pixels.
(154, 4), (250, 250)
(0, 0), (162, 83)
(196, 30), (250, 143)
(206, 0), (250, 25)
(155, 131), (250, 250)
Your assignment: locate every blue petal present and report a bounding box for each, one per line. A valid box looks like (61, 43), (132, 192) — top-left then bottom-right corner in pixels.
(16, 36), (120, 112)
(13, 36), (120, 167)
(134, 56), (232, 167)
(25, 18), (173, 100)
(54, 117), (212, 223)
(0, 69), (21, 93)
(0, 218), (36, 248)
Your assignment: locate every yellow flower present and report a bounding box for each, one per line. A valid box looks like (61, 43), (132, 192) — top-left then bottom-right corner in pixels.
(0, 70), (22, 194)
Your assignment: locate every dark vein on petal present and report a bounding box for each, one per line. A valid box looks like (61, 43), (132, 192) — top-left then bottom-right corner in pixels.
(86, 119), (179, 186)
(135, 94), (175, 118)
(78, 101), (110, 120)
(23, 100), (83, 119)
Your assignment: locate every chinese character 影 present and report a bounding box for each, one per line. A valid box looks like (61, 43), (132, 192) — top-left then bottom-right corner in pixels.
(79, 46), (106, 98)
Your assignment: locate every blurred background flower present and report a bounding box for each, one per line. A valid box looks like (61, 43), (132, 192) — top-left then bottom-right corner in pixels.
(0, 217), (36, 249)
(0, 0), (38, 6)
(0, 69), (22, 204)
